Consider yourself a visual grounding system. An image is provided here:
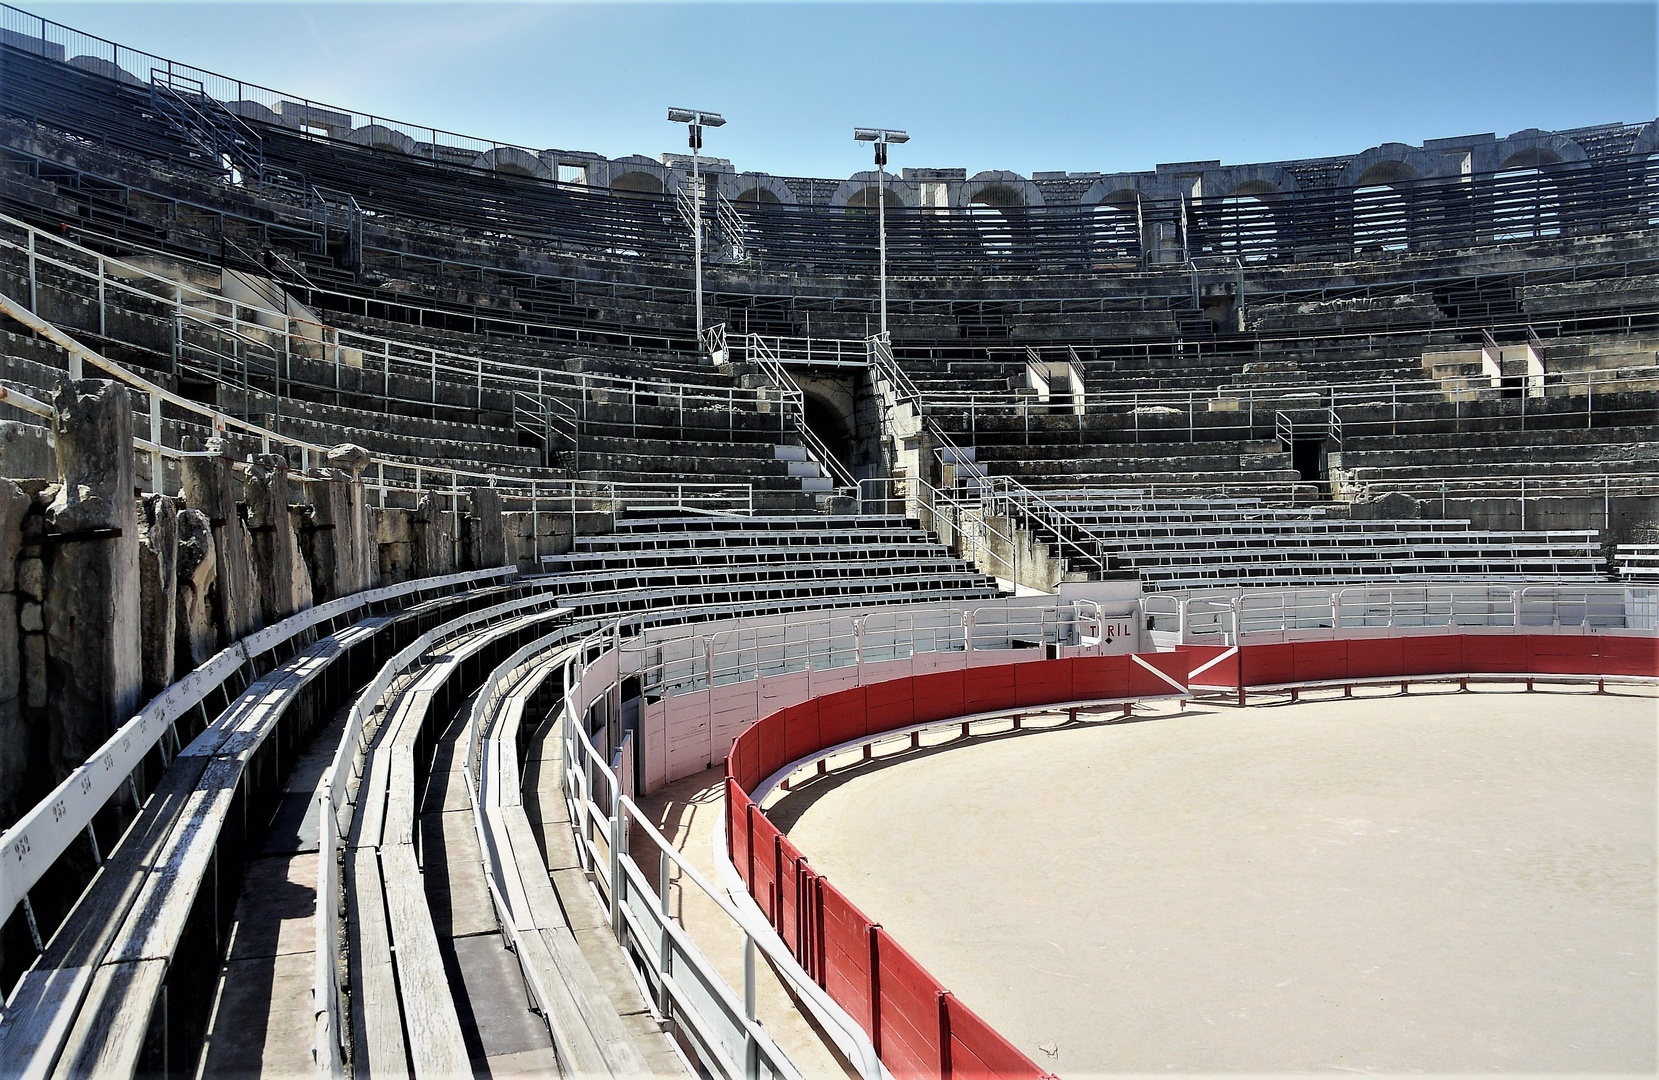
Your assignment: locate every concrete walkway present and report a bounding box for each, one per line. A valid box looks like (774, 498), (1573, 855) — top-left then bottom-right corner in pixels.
(776, 684), (1657, 1075)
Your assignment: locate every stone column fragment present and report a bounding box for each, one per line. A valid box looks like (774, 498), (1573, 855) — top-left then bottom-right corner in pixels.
(135, 493), (177, 701)
(182, 440), (262, 647)
(174, 509), (217, 678)
(43, 380), (141, 781)
(244, 454), (312, 624)
(465, 486), (506, 570)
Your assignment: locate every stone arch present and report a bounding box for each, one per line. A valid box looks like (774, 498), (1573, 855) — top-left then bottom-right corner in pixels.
(609, 155), (669, 196)
(959, 171), (1045, 209)
(1352, 160), (1419, 254)
(347, 124), (416, 155)
(1089, 187), (1141, 263)
(67, 55), (146, 88)
(1213, 179), (1283, 261)
(1489, 140), (1578, 241)
(830, 172), (918, 208)
(222, 100), (280, 125)
(793, 376), (866, 476)
(473, 146), (551, 179)
(1490, 129), (1588, 172)
(1335, 143), (1434, 189)
(718, 173), (796, 205)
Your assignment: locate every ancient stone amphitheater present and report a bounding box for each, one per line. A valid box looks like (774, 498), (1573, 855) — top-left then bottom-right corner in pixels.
(0, 6), (1653, 1080)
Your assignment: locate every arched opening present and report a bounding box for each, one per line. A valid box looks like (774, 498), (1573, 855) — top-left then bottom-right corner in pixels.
(1352, 161), (1415, 253)
(1091, 190), (1141, 264)
(612, 171), (666, 197)
(803, 394), (856, 476)
(968, 183), (1024, 258)
(733, 186), (781, 205)
(844, 186), (900, 210)
(1491, 150), (1562, 240)
(1215, 181), (1279, 262)
(494, 162), (536, 178)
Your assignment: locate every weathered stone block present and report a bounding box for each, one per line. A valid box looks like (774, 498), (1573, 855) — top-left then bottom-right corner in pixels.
(182, 441), (262, 646)
(45, 380), (141, 780)
(465, 486), (506, 569)
(244, 455), (312, 624)
(326, 442), (372, 475)
(19, 602), (40, 633)
(16, 557), (42, 601)
(0, 478), (29, 594)
(22, 633), (44, 709)
(0, 594), (17, 703)
(175, 508), (217, 677)
(136, 494), (178, 700)
(0, 420), (54, 480)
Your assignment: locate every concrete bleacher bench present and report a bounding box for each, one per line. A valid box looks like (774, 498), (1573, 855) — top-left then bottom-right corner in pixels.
(0, 568), (531, 1078)
(341, 592), (576, 1078)
(1614, 545), (1659, 582)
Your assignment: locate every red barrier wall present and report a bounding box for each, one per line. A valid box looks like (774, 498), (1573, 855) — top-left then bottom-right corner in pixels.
(724, 636), (1656, 1079)
(1188, 633), (1658, 689)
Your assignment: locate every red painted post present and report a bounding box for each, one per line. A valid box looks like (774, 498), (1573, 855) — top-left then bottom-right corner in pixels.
(774, 832), (786, 936)
(1237, 645), (1247, 707)
(938, 990), (954, 1079)
(744, 801), (756, 889)
(814, 876), (827, 987)
(868, 924), (883, 1056)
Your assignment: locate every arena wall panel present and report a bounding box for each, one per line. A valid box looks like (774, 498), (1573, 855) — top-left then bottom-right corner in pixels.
(721, 635), (1654, 1080)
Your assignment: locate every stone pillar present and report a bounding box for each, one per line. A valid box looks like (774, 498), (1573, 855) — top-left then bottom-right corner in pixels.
(43, 381), (141, 781)
(375, 507), (414, 587)
(244, 455), (312, 624)
(298, 471), (346, 603)
(325, 443), (376, 594)
(465, 486), (506, 569)
(0, 478), (32, 826)
(300, 466), (377, 602)
(174, 509), (217, 678)
(135, 494), (177, 701)
(182, 440), (262, 647)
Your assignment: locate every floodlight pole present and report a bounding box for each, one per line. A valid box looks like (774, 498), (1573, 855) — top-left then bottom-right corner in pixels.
(669, 108), (726, 343)
(692, 133), (703, 338)
(855, 128), (907, 339)
(877, 142), (887, 338)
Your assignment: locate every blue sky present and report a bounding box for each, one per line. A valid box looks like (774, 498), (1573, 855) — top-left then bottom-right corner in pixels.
(26, 2), (1659, 177)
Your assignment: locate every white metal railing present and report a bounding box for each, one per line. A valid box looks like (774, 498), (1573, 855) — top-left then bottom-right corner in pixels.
(312, 588), (570, 1073)
(558, 621), (881, 1080)
(1143, 583), (1658, 641)
(856, 474), (1023, 583)
(0, 565), (516, 966)
(731, 333), (869, 369)
(741, 335), (857, 492)
(1, 213), (789, 436)
(626, 599), (1080, 702)
(0, 289), (754, 521)
(867, 334), (1117, 579)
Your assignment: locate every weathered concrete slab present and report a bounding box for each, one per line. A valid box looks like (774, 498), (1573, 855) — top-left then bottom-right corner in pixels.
(421, 808), (496, 939)
(225, 852), (317, 962)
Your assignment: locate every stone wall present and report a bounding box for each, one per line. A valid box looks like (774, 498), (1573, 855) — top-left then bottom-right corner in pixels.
(0, 381), (519, 841)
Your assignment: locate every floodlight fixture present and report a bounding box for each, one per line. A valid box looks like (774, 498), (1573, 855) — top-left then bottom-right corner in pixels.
(854, 127), (909, 336)
(668, 108), (726, 128)
(667, 108), (726, 339)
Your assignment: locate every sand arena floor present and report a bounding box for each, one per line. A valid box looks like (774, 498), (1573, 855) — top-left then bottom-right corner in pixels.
(770, 686), (1656, 1075)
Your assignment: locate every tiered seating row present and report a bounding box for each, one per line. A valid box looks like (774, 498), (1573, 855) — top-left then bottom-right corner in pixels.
(0, 568), (531, 1079)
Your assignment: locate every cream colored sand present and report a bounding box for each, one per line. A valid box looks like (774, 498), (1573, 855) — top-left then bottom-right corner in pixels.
(776, 687), (1657, 1075)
